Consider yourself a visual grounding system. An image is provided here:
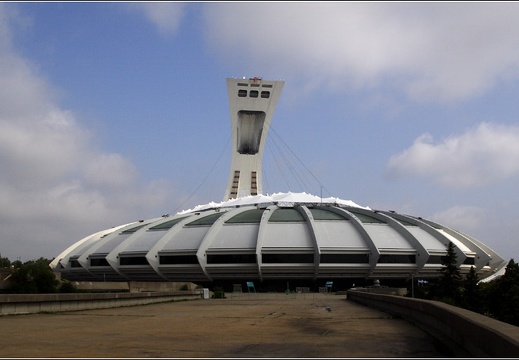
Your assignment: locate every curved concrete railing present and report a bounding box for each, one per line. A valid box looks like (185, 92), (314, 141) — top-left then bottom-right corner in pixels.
(0, 290), (204, 316)
(347, 289), (519, 357)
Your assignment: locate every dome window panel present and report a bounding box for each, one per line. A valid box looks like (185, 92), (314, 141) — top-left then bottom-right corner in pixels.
(427, 255), (445, 264)
(320, 253), (369, 263)
(121, 223), (151, 234)
(348, 211), (385, 224)
(463, 257), (476, 265)
(120, 256), (149, 266)
(159, 254), (199, 265)
(262, 253), (314, 264)
(269, 208), (306, 222)
(70, 259), (81, 268)
(225, 209), (265, 223)
(149, 217), (189, 230)
(309, 208), (349, 220)
(378, 254), (416, 264)
(90, 258), (110, 267)
(185, 212), (226, 226)
(207, 254), (257, 264)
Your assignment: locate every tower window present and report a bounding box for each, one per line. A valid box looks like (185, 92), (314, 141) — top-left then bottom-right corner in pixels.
(250, 90), (259, 98)
(261, 91), (270, 98)
(238, 89), (247, 97)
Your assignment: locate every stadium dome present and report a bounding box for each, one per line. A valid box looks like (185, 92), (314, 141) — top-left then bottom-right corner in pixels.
(50, 78), (507, 288)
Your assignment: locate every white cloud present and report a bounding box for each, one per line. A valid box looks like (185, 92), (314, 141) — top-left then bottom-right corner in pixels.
(0, 5), (173, 261)
(386, 123), (519, 188)
(127, 2), (186, 36)
(429, 205), (486, 234)
(201, 2), (519, 102)
(82, 153), (138, 188)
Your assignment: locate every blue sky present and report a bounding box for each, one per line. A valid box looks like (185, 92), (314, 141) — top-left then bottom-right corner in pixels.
(2, 2), (519, 263)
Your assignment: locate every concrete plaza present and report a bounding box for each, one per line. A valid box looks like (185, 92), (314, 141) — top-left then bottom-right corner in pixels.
(0, 292), (448, 358)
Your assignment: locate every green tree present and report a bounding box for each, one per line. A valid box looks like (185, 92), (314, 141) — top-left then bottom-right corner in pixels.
(429, 242), (463, 305)
(486, 259), (519, 326)
(0, 256), (11, 269)
(461, 266), (482, 312)
(58, 280), (77, 293)
(8, 257), (59, 294)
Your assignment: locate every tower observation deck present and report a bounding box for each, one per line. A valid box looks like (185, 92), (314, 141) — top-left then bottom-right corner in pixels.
(223, 77), (284, 200)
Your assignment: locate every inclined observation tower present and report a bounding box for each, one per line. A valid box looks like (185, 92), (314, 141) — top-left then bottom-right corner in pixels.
(223, 77), (284, 200)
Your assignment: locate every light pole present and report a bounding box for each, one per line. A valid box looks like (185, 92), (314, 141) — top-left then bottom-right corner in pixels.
(411, 273), (415, 298)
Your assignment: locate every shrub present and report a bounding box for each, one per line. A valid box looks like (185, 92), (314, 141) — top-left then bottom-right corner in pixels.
(212, 286), (225, 299)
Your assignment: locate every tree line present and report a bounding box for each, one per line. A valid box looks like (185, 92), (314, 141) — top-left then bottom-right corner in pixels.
(0, 257), (76, 293)
(412, 242), (519, 327)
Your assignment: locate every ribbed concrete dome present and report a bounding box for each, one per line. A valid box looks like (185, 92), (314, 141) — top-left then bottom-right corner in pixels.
(50, 191), (506, 283)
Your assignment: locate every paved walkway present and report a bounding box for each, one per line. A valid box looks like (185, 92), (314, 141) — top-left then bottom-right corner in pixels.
(0, 293), (448, 358)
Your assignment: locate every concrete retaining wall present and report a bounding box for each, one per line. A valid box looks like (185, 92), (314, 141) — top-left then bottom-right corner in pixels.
(0, 291), (203, 316)
(347, 290), (519, 357)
